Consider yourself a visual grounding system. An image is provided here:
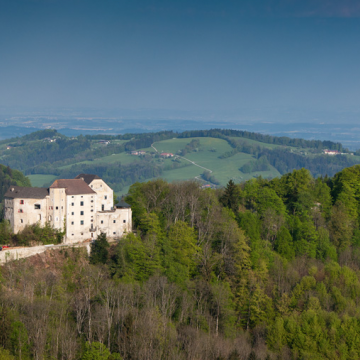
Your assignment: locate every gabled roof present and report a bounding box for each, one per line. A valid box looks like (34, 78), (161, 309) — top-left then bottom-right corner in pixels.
(74, 174), (101, 185)
(5, 186), (49, 199)
(50, 179), (96, 195)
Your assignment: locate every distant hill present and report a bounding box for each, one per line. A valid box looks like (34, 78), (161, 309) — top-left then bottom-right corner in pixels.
(0, 164), (31, 216)
(0, 128), (359, 197)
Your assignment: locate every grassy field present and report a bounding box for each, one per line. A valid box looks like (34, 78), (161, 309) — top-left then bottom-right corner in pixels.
(59, 152), (140, 169)
(28, 136), (283, 196)
(28, 174), (57, 187)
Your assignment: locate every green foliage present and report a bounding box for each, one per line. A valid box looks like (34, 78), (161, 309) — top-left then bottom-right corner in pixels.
(240, 155), (270, 173)
(3, 166), (360, 359)
(220, 179), (241, 213)
(90, 232), (110, 264)
(0, 347), (16, 360)
(0, 222), (64, 246)
(81, 342), (112, 360)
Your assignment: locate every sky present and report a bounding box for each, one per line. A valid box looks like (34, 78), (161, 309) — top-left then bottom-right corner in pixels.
(1, 0), (360, 119)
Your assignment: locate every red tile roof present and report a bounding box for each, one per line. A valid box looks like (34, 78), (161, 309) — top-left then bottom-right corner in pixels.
(50, 179), (96, 195)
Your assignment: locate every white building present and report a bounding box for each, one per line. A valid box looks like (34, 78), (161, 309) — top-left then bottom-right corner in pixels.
(4, 174), (132, 243)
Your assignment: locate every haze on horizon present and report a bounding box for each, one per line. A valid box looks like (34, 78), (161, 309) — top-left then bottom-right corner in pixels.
(1, 0), (360, 123)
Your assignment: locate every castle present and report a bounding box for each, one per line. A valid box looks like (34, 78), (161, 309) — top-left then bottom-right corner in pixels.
(4, 174), (132, 243)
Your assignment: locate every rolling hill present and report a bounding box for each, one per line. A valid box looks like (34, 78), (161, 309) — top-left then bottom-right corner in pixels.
(0, 128), (359, 198)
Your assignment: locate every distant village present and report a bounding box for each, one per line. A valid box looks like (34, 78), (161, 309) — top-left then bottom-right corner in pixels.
(323, 149), (354, 156)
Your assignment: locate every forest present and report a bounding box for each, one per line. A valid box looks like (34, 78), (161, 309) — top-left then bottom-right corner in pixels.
(2, 165), (360, 359)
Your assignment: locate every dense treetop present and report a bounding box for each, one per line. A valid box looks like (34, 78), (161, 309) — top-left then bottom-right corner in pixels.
(2, 165), (360, 358)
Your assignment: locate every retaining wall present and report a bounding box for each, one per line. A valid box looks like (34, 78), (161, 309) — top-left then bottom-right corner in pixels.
(0, 243), (91, 265)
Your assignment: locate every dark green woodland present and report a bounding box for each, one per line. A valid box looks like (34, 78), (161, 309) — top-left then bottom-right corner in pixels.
(2, 164), (360, 359)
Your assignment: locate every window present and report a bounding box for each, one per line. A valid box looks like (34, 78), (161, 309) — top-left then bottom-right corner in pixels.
(80, 201), (84, 206)
(91, 200), (94, 203)
(18, 209), (23, 213)
(20, 219), (23, 223)
(81, 232), (83, 235)
(71, 203), (74, 206)
(104, 195), (107, 200)
(123, 220), (126, 223)
(102, 205), (104, 211)
(72, 196), (74, 198)
(101, 220), (104, 224)
(80, 220), (84, 225)
(56, 206), (58, 210)
(91, 209), (93, 212)
(71, 212), (74, 215)
(20, 200), (24, 204)
(81, 196), (83, 198)
(80, 211), (84, 215)
(113, 220), (116, 223)
(91, 219), (93, 222)
(113, 232), (116, 235)
(71, 221), (74, 225)
(34, 204), (41, 209)
(49, 206), (53, 210)
(61, 206), (63, 210)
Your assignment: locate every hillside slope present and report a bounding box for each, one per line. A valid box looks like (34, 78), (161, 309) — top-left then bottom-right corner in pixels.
(1, 129), (359, 197)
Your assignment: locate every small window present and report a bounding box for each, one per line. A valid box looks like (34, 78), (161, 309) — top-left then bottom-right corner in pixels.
(123, 220), (126, 223)
(104, 196), (107, 200)
(91, 200), (94, 203)
(80, 201), (84, 206)
(91, 219), (93, 222)
(113, 232), (116, 235)
(20, 200), (24, 204)
(72, 233), (74, 236)
(61, 206), (63, 210)
(71, 212), (74, 215)
(91, 209), (93, 212)
(101, 220), (104, 224)
(100, 184), (102, 187)
(80, 220), (84, 225)
(80, 211), (84, 215)
(72, 196), (74, 198)
(113, 220), (116, 223)
(34, 204), (41, 210)
(91, 185), (93, 188)
(81, 232), (84, 235)
(20, 219), (23, 223)
(81, 196), (83, 198)
(18, 209), (23, 213)
(56, 206), (58, 210)
(71, 203), (74, 206)
(71, 221), (74, 225)
(49, 206), (53, 210)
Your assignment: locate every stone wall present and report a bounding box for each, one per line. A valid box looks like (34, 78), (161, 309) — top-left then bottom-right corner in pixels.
(0, 243), (91, 265)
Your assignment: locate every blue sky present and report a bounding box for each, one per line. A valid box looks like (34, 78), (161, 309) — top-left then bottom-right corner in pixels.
(1, 0), (360, 118)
